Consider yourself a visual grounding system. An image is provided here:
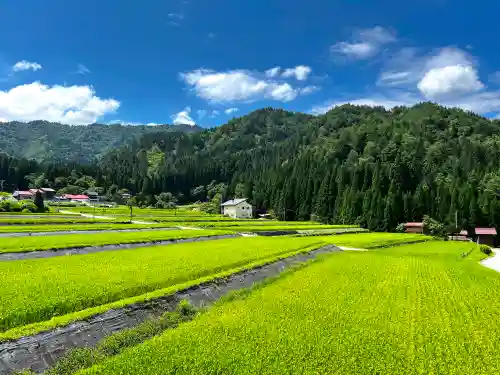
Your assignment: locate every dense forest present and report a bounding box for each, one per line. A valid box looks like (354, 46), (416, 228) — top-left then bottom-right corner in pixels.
(2, 103), (500, 232)
(0, 121), (201, 162)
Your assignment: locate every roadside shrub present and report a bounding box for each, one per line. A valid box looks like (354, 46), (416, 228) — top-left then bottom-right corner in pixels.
(20, 200), (37, 213)
(0, 200), (22, 212)
(480, 244), (493, 255)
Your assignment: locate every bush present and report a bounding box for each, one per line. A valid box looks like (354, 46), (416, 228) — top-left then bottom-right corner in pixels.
(20, 200), (38, 213)
(480, 244), (493, 255)
(396, 223), (405, 233)
(0, 200), (22, 212)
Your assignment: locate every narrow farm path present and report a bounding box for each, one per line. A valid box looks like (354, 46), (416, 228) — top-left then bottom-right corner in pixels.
(59, 210), (160, 225)
(338, 246), (369, 251)
(481, 248), (500, 272)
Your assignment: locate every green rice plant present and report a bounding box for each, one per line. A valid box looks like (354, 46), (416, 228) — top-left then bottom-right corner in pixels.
(316, 232), (431, 248)
(0, 229), (232, 253)
(0, 236), (325, 333)
(79, 241), (500, 375)
(0, 217), (125, 225)
(0, 223), (176, 233)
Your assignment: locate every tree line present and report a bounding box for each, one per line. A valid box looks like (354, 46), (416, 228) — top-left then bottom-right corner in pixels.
(2, 103), (500, 232)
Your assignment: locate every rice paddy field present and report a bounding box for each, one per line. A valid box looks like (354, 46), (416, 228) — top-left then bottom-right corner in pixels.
(3, 207), (500, 375)
(0, 229), (233, 253)
(0, 236), (325, 337)
(77, 241), (500, 375)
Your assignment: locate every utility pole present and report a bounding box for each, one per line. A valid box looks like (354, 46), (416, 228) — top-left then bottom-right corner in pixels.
(455, 210), (458, 229)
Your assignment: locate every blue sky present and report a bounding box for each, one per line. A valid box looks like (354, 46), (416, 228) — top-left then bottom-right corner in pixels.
(1, 0), (500, 126)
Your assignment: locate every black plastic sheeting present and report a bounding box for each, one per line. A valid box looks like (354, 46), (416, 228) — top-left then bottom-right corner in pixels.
(0, 244), (341, 374)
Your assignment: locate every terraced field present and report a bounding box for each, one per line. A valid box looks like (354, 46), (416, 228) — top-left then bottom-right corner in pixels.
(0, 229), (232, 253)
(0, 236), (326, 337)
(77, 241), (500, 375)
(0, 223), (176, 233)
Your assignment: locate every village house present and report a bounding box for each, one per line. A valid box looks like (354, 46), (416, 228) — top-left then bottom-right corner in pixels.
(29, 188), (56, 200)
(13, 191), (34, 200)
(475, 227), (497, 247)
(221, 198), (253, 219)
(86, 191), (99, 202)
(63, 194), (90, 204)
(403, 222), (425, 234)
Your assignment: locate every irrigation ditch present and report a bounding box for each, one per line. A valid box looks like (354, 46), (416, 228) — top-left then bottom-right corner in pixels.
(0, 244), (341, 374)
(0, 234), (241, 261)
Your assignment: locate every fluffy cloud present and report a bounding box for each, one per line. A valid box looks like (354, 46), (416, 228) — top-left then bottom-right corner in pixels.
(171, 107), (195, 126)
(224, 108), (239, 115)
(265, 67), (281, 78)
(180, 68), (309, 103)
(12, 60), (42, 72)
(418, 65), (483, 98)
(331, 26), (396, 60)
(0, 82), (119, 124)
(282, 65), (312, 81)
(378, 47), (476, 87)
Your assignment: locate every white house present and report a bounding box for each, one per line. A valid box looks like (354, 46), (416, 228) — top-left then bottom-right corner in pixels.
(221, 198), (253, 219)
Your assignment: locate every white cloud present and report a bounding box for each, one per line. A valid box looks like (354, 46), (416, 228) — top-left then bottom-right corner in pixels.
(378, 47), (475, 87)
(209, 110), (220, 118)
(0, 82), (119, 124)
(197, 109), (207, 119)
(331, 26), (395, 60)
(12, 60), (42, 72)
(171, 106), (195, 126)
(224, 108), (239, 115)
(300, 85), (319, 95)
(418, 65), (483, 98)
(265, 67), (281, 78)
(76, 64), (90, 75)
(332, 42), (376, 59)
(180, 68), (307, 103)
(282, 65), (312, 81)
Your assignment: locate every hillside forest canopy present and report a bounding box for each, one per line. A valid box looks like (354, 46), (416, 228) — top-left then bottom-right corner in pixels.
(2, 102), (500, 232)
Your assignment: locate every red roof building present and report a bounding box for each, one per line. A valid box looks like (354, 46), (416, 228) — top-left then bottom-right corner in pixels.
(13, 191), (34, 200)
(63, 194), (90, 201)
(404, 222), (425, 234)
(475, 228), (497, 247)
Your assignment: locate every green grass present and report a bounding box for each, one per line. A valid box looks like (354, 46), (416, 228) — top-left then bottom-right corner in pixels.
(193, 221), (357, 228)
(0, 236), (326, 333)
(0, 223), (177, 233)
(316, 232), (432, 248)
(79, 241), (500, 375)
(0, 217), (125, 225)
(0, 229), (230, 253)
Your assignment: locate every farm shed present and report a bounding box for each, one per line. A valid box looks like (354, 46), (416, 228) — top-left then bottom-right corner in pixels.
(13, 191), (34, 200)
(475, 228), (497, 247)
(221, 198), (253, 219)
(404, 222), (425, 234)
(29, 188), (56, 200)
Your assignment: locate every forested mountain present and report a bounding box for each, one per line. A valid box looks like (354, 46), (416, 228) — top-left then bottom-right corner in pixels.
(3, 103), (500, 232)
(0, 121), (201, 162)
